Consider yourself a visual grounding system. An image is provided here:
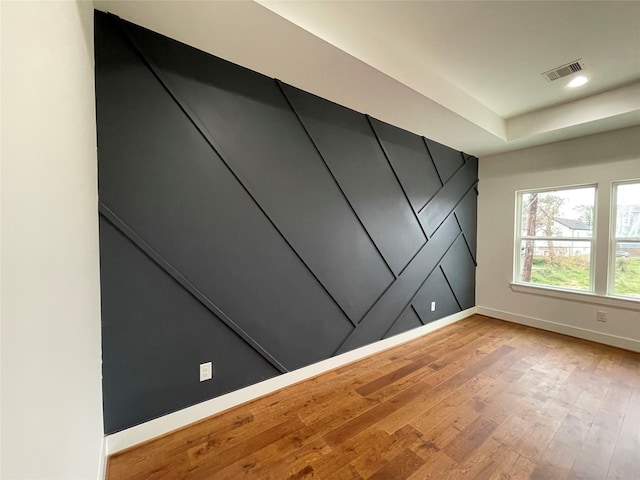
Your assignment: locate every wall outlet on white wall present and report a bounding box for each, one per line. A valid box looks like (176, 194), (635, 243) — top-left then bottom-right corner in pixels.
(200, 362), (213, 381)
(597, 311), (607, 323)
(431, 301), (436, 312)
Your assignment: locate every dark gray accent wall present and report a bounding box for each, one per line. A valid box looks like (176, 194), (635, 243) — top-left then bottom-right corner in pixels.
(95, 11), (479, 434)
(99, 219), (281, 431)
(280, 84), (426, 276)
(371, 119), (443, 213)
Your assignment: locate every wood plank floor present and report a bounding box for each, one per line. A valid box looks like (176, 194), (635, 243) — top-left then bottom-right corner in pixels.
(106, 315), (640, 479)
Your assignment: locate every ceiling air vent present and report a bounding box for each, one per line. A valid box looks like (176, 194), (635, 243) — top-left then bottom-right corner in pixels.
(541, 59), (585, 82)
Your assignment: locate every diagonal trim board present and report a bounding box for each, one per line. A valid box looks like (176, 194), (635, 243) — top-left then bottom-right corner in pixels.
(368, 115), (431, 243)
(276, 81), (401, 280)
(387, 305), (424, 337)
(99, 204), (288, 374)
(411, 266), (462, 325)
(278, 82), (427, 277)
(370, 118), (444, 216)
(113, 20), (368, 329)
(454, 186), (478, 264)
(336, 215), (462, 354)
(419, 157), (479, 237)
(99, 216), (282, 434)
(118, 17), (394, 325)
(95, 12), (479, 434)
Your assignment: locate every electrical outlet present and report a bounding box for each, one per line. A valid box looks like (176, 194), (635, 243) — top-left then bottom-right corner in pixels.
(431, 301), (436, 312)
(200, 362), (212, 382)
(597, 311), (607, 323)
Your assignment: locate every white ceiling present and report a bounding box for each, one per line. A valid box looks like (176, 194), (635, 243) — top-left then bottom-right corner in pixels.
(94, 0), (640, 157)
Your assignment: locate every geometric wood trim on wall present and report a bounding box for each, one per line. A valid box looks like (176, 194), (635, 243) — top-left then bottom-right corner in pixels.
(95, 11), (479, 434)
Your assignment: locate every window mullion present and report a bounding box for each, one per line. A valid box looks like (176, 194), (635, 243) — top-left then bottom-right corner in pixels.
(594, 182), (610, 295)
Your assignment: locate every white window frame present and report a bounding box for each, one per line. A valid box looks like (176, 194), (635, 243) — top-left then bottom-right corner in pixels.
(513, 183), (597, 293)
(608, 179), (640, 299)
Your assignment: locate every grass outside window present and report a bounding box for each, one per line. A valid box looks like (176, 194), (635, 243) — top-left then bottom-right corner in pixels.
(530, 255), (640, 298)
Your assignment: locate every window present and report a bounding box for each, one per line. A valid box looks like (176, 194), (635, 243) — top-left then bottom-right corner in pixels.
(514, 180), (640, 302)
(515, 185), (596, 292)
(610, 181), (640, 298)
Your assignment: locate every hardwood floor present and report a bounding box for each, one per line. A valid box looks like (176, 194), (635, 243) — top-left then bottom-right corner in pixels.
(106, 315), (640, 479)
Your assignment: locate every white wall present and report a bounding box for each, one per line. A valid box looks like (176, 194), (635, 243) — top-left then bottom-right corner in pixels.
(1, 1), (104, 478)
(477, 126), (640, 351)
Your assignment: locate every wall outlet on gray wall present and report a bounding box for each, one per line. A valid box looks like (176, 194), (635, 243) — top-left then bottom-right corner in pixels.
(431, 301), (436, 312)
(200, 362), (213, 381)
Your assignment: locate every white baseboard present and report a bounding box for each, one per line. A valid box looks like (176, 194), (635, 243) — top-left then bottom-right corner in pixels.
(106, 307), (476, 455)
(98, 436), (107, 480)
(477, 306), (640, 353)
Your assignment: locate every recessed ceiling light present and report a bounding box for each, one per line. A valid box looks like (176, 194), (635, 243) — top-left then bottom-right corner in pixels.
(568, 76), (588, 88)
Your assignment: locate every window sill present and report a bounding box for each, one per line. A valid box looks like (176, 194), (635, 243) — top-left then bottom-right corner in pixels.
(510, 283), (640, 311)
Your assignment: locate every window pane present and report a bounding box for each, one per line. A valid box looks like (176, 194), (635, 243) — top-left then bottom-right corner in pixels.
(518, 240), (591, 291)
(615, 183), (640, 239)
(611, 182), (639, 299)
(612, 243), (640, 298)
(520, 187), (595, 238)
